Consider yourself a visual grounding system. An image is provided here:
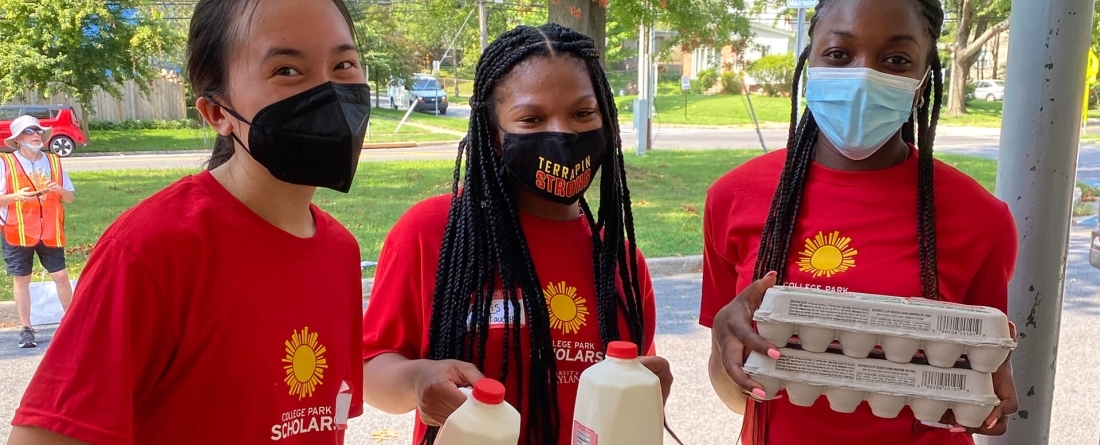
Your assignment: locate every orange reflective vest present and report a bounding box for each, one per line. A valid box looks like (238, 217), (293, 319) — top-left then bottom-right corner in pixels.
(1, 153), (66, 247)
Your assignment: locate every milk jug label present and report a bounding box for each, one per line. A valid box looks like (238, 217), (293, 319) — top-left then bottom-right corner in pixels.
(572, 420), (598, 445)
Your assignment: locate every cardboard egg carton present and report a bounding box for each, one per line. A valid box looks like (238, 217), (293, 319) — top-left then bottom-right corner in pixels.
(753, 286), (1016, 373)
(744, 347), (1000, 428)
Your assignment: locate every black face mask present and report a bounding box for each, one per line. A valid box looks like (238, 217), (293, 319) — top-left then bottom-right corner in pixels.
(208, 81), (371, 193)
(500, 129), (606, 206)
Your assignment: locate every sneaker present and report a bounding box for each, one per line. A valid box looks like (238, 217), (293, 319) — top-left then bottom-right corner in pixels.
(18, 326), (36, 348)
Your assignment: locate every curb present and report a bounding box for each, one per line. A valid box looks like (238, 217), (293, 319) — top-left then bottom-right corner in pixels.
(71, 150), (210, 158)
(0, 255), (705, 326)
(619, 122), (789, 130)
(362, 140), (461, 150)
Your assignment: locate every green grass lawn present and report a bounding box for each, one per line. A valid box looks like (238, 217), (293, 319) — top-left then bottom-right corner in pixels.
(370, 108), (470, 134)
(0, 150), (998, 301)
(617, 94), (794, 127)
(938, 101), (1005, 127)
(612, 93), (1011, 128)
(83, 115), (460, 153)
(85, 128), (211, 153)
(365, 115), (461, 143)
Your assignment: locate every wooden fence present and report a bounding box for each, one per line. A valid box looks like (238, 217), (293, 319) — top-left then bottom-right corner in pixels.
(17, 78), (187, 122)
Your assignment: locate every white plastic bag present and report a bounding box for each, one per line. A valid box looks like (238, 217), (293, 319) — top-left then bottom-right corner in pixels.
(28, 275), (76, 326)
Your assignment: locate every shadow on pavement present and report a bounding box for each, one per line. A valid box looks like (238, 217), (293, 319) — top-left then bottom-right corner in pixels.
(652, 274), (705, 336)
(0, 326), (55, 361)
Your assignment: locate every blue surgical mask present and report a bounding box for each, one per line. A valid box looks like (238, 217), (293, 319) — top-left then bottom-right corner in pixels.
(805, 67), (926, 160)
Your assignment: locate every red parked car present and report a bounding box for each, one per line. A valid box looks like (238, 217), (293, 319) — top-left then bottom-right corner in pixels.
(0, 105), (88, 157)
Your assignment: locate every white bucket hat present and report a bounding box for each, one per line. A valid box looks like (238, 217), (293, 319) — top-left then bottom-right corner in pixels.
(4, 115), (52, 150)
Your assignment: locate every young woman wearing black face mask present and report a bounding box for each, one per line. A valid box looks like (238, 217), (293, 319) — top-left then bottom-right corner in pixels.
(9, 1), (371, 444)
(362, 23), (673, 445)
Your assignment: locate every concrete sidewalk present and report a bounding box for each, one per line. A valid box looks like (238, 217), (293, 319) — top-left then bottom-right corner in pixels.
(0, 256), (705, 328)
(0, 225), (1095, 444)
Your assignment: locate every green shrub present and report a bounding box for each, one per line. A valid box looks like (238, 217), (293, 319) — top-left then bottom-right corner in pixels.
(89, 119), (201, 131)
(722, 72), (743, 95)
(747, 53), (796, 97)
(691, 69), (719, 94)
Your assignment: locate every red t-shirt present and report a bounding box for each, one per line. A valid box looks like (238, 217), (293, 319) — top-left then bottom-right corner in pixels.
(12, 171), (364, 445)
(362, 194), (657, 445)
(699, 150), (1017, 445)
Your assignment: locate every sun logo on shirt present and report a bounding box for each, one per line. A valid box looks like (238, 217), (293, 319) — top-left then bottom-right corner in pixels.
(544, 281), (589, 335)
(797, 231), (858, 278)
(282, 327), (328, 400)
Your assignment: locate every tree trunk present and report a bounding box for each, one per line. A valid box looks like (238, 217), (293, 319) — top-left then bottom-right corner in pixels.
(946, 14), (1010, 116)
(374, 70), (381, 109)
(548, 0), (607, 67)
(947, 52), (973, 116)
(991, 34), (1001, 79)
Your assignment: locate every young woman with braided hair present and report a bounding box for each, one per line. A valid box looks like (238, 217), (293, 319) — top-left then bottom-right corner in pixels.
(362, 23), (672, 445)
(700, 0), (1020, 444)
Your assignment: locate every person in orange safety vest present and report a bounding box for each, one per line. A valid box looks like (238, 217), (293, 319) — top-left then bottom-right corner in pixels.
(1, 115), (75, 348)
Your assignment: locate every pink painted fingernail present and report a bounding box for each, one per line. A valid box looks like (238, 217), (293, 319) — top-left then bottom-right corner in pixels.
(752, 388), (766, 398)
(949, 427), (967, 434)
(988, 418), (998, 429)
(768, 349), (782, 360)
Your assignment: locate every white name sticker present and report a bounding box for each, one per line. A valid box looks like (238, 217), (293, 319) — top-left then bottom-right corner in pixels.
(468, 297), (526, 329)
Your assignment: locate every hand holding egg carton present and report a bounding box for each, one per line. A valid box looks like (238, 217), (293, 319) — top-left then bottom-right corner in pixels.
(744, 286), (1017, 428)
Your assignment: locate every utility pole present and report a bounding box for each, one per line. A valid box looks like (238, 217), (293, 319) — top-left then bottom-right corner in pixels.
(478, 0), (489, 52)
(635, 23), (651, 156)
(988, 0), (1095, 444)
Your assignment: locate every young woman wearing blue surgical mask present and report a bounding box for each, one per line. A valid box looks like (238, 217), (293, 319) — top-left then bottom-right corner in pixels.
(9, 0), (370, 443)
(699, 0), (1019, 444)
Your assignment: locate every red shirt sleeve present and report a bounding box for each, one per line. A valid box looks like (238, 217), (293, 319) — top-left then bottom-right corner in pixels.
(700, 189), (740, 328)
(961, 204), (1018, 314)
(349, 261), (365, 419)
(362, 210), (430, 362)
(12, 238), (180, 445)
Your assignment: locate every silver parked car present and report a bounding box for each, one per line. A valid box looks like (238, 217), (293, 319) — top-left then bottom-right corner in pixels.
(386, 74), (449, 115)
(971, 79), (1006, 102)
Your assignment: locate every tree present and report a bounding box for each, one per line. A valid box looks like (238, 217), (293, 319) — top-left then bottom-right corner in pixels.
(944, 0), (1011, 116)
(747, 52), (796, 96)
(548, 0), (607, 65)
(0, 0), (178, 125)
(605, 17), (637, 66)
(348, 3), (419, 108)
(549, 0), (752, 66)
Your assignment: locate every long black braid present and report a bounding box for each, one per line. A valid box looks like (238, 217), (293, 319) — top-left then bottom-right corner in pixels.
(423, 23), (646, 445)
(748, 1), (945, 442)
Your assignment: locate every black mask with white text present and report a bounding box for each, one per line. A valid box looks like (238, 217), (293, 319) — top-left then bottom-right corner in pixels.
(500, 129), (606, 206)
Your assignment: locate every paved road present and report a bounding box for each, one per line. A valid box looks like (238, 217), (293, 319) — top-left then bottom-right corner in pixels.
(61, 126), (1025, 170)
(61, 127), (1100, 187)
(0, 222), (1098, 443)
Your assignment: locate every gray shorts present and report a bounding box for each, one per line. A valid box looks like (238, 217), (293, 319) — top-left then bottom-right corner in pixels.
(1, 238), (66, 276)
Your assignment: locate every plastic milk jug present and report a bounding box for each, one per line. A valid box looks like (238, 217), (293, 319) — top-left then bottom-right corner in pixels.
(571, 341), (664, 445)
(436, 378), (521, 445)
